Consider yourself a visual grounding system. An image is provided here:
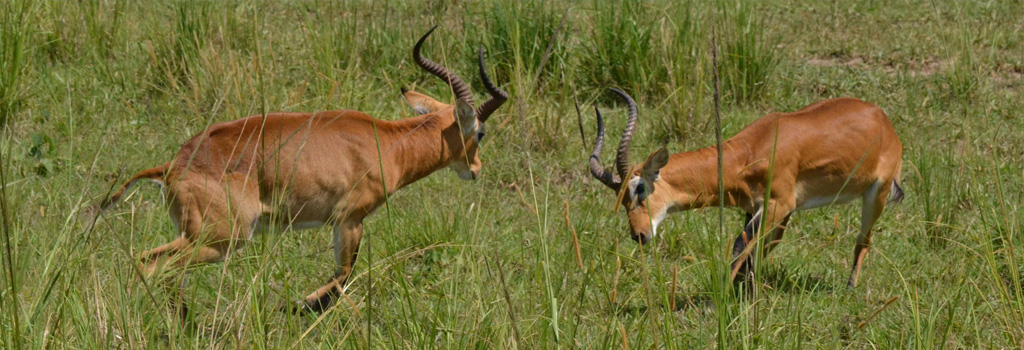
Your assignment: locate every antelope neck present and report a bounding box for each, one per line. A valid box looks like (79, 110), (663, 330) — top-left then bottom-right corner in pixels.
(380, 111), (465, 191)
(657, 140), (751, 211)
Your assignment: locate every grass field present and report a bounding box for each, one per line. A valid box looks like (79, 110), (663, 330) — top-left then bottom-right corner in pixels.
(2, 0), (1023, 348)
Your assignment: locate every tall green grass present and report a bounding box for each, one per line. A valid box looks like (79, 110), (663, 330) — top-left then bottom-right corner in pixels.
(585, 0), (660, 97)
(655, 3), (708, 140)
(0, 0), (1022, 348)
(1, 2), (37, 346)
(483, 0), (566, 86)
(0, 1), (33, 127)
(717, 0), (779, 105)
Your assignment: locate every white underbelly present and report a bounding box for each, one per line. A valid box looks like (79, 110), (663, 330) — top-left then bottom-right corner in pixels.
(254, 217), (326, 233)
(795, 194), (859, 211)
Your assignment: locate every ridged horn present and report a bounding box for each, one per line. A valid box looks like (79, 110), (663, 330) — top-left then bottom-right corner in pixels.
(609, 88), (639, 181)
(474, 46), (508, 122)
(588, 105), (622, 190)
(413, 25), (474, 106)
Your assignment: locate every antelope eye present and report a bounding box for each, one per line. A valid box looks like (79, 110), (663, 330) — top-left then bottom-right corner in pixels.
(477, 131), (485, 141)
(635, 182), (646, 200)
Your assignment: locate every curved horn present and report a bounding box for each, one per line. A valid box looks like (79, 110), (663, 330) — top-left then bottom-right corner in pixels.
(413, 25), (474, 105)
(609, 88), (639, 181)
(474, 46), (508, 122)
(589, 105), (622, 190)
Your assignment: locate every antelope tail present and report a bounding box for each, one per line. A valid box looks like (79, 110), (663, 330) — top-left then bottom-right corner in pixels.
(99, 164), (169, 211)
(888, 180), (905, 204)
(888, 162), (905, 204)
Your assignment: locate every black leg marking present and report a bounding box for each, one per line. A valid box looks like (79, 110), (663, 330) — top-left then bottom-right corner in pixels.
(732, 212), (761, 277)
(300, 288), (339, 314)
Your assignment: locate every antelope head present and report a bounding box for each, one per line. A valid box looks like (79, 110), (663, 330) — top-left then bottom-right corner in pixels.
(403, 26), (509, 180)
(588, 88), (671, 244)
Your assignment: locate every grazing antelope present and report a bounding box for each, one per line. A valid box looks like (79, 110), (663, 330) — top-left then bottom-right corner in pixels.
(95, 26), (507, 314)
(585, 88), (903, 287)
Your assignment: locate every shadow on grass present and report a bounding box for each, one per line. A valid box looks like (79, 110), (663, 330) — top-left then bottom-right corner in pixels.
(612, 265), (840, 317)
(611, 293), (715, 318)
(752, 264), (839, 294)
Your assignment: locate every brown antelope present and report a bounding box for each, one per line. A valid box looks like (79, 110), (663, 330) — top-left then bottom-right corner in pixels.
(585, 88), (903, 287)
(95, 26), (507, 314)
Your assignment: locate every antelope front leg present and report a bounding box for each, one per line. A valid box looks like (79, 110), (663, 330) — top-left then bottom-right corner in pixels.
(731, 212), (759, 278)
(300, 222), (364, 314)
(731, 200), (794, 281)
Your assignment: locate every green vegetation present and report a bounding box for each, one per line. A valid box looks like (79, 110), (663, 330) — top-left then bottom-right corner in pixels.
(2, 0), (1022, 348)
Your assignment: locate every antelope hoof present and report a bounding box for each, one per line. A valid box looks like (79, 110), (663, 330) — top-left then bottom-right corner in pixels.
(279, 300), (317, 316)
(283, 295), (334, 315)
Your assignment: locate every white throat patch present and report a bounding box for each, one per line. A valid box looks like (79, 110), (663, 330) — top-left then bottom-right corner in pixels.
(649, 205), (669, 237)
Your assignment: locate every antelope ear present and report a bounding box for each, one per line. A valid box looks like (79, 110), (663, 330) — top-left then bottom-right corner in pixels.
(402, 89), (447, 114)
(454, 99), (477, 135)
(642, 148), (669, 183)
